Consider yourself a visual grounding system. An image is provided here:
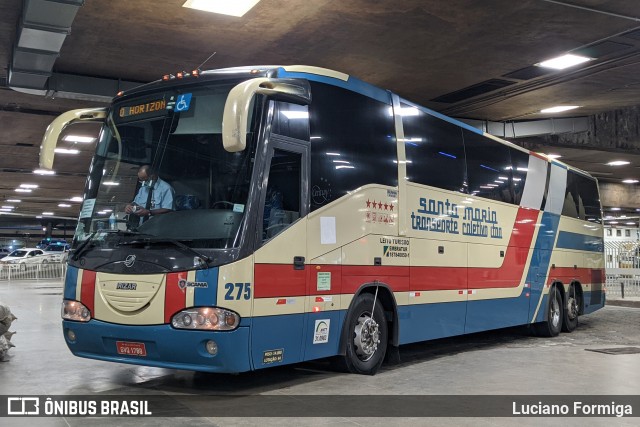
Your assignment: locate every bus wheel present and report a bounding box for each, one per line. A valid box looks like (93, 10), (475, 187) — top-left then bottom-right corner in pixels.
(534, 285), (563, 337)
(343, 293), (387, 375)
(562, 285), (581, 333)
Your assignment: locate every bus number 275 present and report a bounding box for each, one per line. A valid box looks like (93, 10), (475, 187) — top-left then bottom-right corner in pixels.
(224, 282), (251, 300)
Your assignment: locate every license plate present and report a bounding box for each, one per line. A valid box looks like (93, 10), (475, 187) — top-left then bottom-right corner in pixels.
(116, 341), (147, 357)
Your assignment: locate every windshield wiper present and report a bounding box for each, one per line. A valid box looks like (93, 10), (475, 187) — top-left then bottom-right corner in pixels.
(119, 237), (212, 266)
(71, 232), (97, 261)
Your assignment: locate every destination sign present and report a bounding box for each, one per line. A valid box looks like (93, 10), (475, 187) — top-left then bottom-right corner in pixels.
(116, 98), (167, 122)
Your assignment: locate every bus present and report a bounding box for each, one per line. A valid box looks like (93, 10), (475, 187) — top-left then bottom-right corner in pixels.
(43, 65), (605, 375)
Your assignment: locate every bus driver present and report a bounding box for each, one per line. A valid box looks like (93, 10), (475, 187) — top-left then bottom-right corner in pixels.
(125, 165), (175, 220)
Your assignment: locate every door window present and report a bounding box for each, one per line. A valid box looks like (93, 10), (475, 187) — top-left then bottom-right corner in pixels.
(262, 149), (302, 241)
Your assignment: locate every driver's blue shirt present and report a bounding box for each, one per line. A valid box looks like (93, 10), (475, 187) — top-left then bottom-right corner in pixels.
(133, 178), (175, 211)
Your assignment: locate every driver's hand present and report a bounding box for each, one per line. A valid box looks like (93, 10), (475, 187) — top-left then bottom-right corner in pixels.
(125, 204), (134, 214)
(136, 208), (150, 217)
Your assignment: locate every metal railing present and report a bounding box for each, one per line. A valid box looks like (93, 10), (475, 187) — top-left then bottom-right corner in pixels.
(606, 269), (640, 298)
(0, 262), (66, 282)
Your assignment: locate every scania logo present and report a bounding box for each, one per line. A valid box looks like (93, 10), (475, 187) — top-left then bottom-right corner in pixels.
(124, 255), (136, 268)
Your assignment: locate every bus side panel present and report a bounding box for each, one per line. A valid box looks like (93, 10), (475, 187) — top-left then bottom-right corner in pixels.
(397, 301), (467, 344)
(252, 219), (308, 369)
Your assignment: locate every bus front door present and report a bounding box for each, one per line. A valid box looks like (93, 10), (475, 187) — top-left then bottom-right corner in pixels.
(251, 137), (309, 369)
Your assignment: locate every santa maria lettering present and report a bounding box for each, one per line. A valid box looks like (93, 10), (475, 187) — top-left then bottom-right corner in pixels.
(411, 196), (503, 239)
(411, 197), (459, 235)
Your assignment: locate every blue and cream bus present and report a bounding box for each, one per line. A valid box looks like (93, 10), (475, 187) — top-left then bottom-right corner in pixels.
(41, 65), (604, 375)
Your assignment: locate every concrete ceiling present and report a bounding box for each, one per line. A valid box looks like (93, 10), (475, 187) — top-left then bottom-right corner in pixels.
(3, 0), (640, 233)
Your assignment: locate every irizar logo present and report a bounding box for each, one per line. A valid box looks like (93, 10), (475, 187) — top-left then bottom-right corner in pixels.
(124, 255), (136, 268)
(116, 282), (137, 290)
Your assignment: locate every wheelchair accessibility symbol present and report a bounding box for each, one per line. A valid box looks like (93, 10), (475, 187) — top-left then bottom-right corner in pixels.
(175, 93), (192, 112)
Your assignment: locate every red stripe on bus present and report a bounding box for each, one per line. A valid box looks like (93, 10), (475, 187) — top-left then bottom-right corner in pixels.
(80, 270), (96, 315)
(546, 267), (604, 285)
(254, 264), (307, 298)
(164, 272), (186, 323)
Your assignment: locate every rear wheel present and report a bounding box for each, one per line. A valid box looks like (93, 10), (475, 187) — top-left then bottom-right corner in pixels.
(533, 285), (563, 337)
(343, 293), (387, 375)
(562, 284), (581, 332)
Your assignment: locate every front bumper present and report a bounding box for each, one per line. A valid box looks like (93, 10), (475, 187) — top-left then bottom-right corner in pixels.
(63, 319), (252, 373)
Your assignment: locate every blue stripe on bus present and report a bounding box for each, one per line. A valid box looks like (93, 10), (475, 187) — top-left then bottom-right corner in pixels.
(551, 161), (567, 169)
(251, 313), (306, 369)
(302, 310), (344, 361)
(555, 231), (604, 252)
(194, 267), (218, 307)
(465, 292), (529, 333)
(275, 67), (391, 104)
(398, 301), (466, 345)
(583, 291), (605, 314)
(64, 266), (79, 300)
(526, 212), (561, 323)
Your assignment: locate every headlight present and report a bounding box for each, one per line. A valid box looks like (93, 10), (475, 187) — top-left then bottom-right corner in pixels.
(61, 300), (91, 322)
(171, 307), (240, 331)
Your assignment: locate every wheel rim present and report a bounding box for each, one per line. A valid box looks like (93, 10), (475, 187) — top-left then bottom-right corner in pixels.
(567, 291), (579, 320)
(353, 312), (380, 362)
(550, 291), (561, 328)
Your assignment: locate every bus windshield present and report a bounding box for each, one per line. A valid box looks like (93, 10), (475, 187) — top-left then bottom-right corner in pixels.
(71, 83), (257, 271)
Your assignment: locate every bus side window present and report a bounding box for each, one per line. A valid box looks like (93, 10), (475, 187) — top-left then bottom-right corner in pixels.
(308, 82), (397, 211)
(463, 130), (513, 204)
(402, 105), (467, 192)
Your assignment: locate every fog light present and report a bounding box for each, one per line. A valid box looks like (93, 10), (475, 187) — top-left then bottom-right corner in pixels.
(67, 330), (77, 341)
(205, 340), (218, 355)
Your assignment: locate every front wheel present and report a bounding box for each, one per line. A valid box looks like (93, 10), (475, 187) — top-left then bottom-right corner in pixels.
(343, 293), (388, 375)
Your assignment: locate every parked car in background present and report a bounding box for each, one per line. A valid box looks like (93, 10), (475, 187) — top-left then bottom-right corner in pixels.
(0, 248), (10, 259)
(36, 238), (68, 249)
(43, 243), (71, 263)
(0, 248), (53, 269)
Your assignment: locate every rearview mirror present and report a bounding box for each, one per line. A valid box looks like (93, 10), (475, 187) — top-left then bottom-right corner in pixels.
(40, 108), (107, 170)
(222, 78), (311, 152)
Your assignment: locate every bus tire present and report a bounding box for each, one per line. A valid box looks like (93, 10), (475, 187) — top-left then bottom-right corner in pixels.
(562, 284), (581, 333)
(343, 293), (387, 375)
(534, 285), (563, 337)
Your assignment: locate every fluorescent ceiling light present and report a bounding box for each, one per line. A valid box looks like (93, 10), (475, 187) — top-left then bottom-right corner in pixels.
(623, 179), (639, 184)
(70, 197), (83, 202)
(388, 107), (420, 117)
(1, 206), (15, 209)
(7, 199), (21, 203)
(0, 208), (13, 212)
(55, 148), (80, 154)
(537, 54), (592, 70)
(102, 181), (120, 186)
(15, 189), (31, 193)
(63, 135), (96, 143)
(58, 203), (71, 208)
(607, 160), (630, 166)
(42, 212), (54, 216)
(626, 222), (636, 225)
(20, 184), (38, 189)
(611, 207), (621, 211)
(546, 154), (562, 159)
(280, 111), (309, 119)
(33, 169), (55, 175)
(540, 106), (580, 113)
(183, 0), (260, 17)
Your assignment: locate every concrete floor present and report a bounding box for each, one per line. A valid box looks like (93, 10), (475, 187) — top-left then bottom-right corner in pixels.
(1, 280), (639, 426)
